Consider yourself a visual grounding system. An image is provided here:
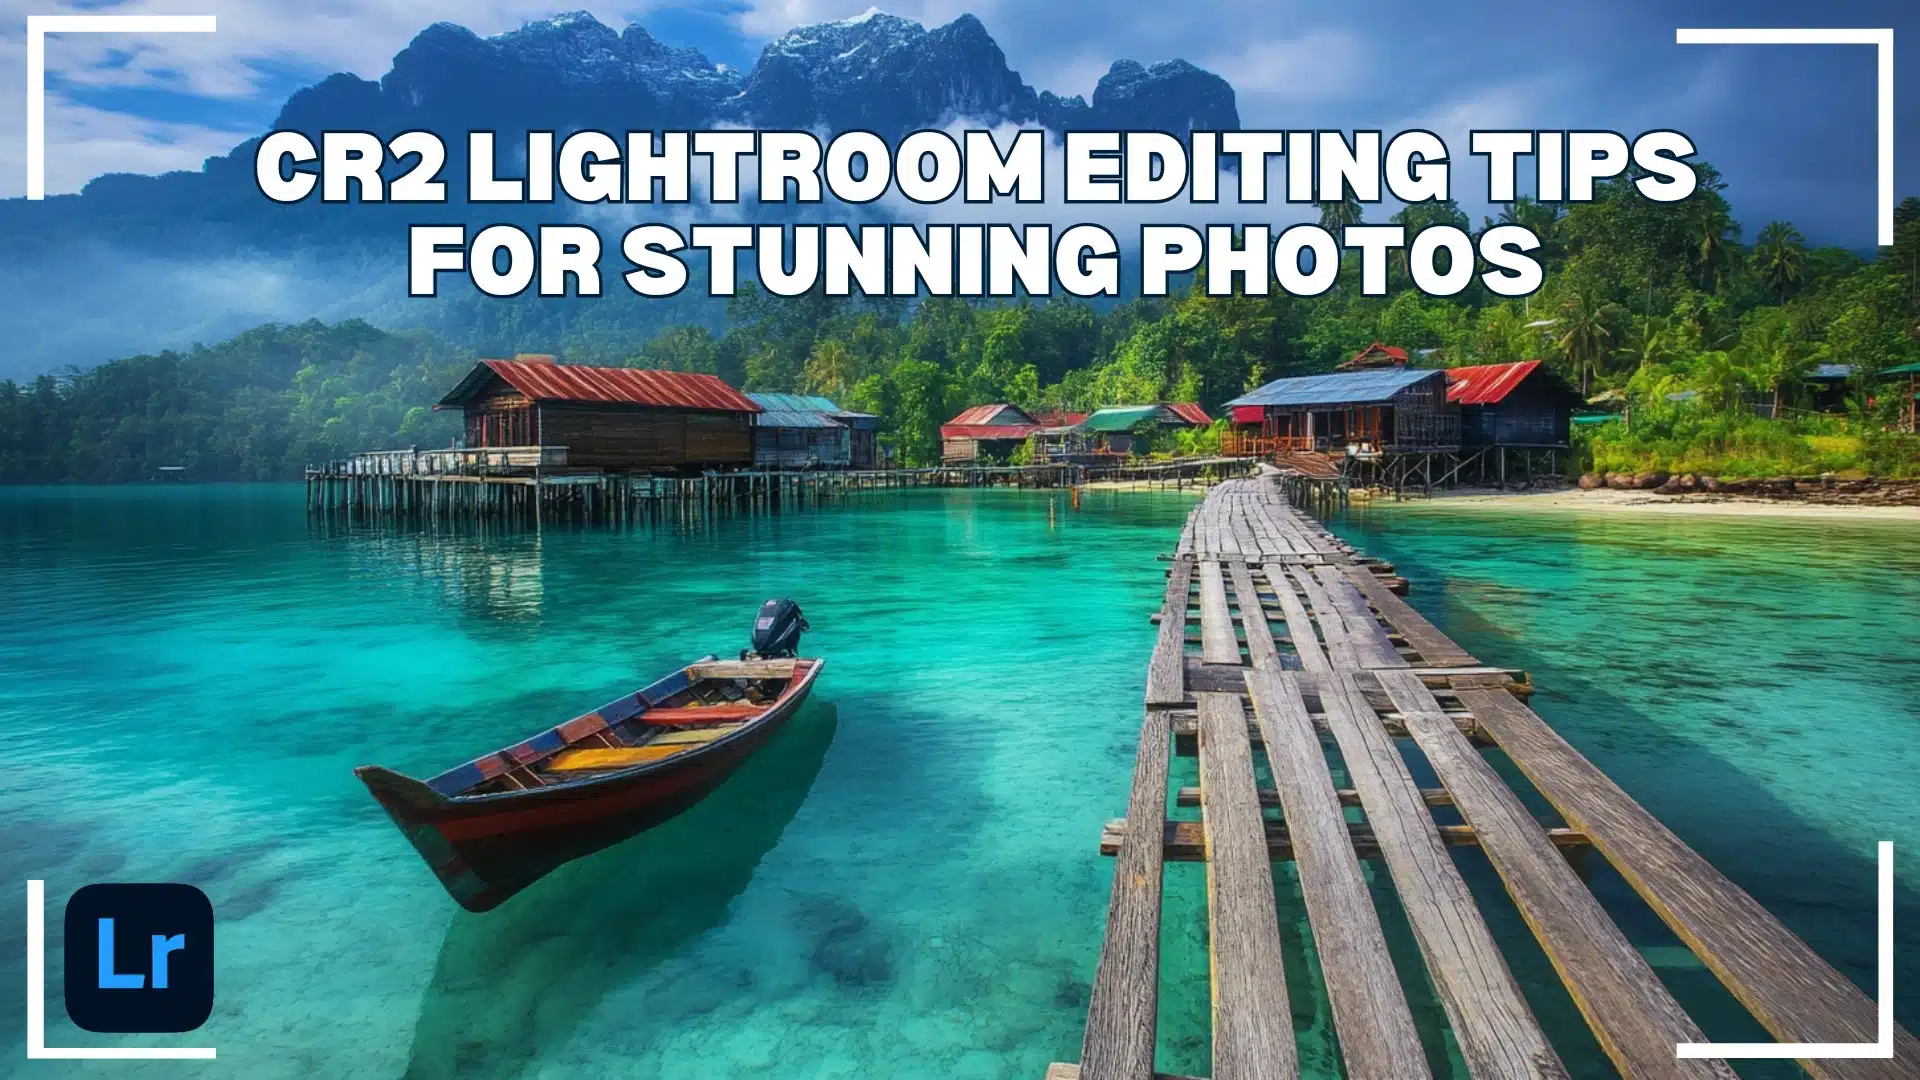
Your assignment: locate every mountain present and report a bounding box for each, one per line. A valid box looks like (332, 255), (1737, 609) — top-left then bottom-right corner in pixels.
(270, 9), (1236, 147)
(0, 9), (1239, 380)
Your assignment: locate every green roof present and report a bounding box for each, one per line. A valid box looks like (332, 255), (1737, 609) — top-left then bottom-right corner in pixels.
(1877, 363), (1920, 377)
(1077, 405), (1162, 432)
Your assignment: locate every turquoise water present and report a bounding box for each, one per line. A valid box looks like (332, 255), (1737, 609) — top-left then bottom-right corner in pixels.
(1327, 501), (1920, 1071)
(1, 485), (1914, 1079)
(0, 485), (1198, 1080)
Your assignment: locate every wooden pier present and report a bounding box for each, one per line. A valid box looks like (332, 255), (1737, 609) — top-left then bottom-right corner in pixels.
(1055, 474), (1913, 1080)
(305, 447), (1254, 523)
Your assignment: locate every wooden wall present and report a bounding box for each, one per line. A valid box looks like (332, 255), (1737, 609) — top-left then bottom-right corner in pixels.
(753, 426), (851, 469)
(537, 404), (752, 469)
(1387, 375), (1461, 448)
(849, 428), (878, 469)
(464, 388), (535, 448)
(1462, 381), (1570, 447)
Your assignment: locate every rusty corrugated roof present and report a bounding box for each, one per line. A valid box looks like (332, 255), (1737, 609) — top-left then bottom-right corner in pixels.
(947, 403), (1038, 426)
(940, 424), (1040, 440)
(442, 360), (761, 412)
(1164, 402), (1212, 426)
(1446, 360), (1543, 405)
(1337, 342), (1411, 369)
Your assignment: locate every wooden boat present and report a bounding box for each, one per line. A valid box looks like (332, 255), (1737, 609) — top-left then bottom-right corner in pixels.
(355, 655), (824, 912)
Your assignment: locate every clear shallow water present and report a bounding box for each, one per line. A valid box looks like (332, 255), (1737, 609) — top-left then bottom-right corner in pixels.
(1328, 501), (1920, 1072)
(1, 485), (1197, 1080)
(1, 485), (1914, 1080)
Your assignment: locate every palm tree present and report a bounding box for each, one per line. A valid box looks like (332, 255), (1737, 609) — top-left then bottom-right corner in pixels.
(1752, 221), (1806, 302)
(1696, 217), (1732, 292)
(1556, 289), (1614, 397)
(801, 338), (853, 400)
(1615, 313), (1671, 373)
(1692, 350), (1748, 413)
(1318, 191), (1363, 231)
(1497, 196), (1562, 250)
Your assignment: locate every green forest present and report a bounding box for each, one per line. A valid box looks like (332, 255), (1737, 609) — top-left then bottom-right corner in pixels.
(3, 167), (1918, 482)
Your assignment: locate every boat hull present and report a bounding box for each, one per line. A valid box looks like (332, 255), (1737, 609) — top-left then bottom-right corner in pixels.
(359, 667), (818, 912)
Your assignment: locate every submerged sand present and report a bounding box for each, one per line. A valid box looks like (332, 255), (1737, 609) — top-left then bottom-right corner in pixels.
(1375, 486), (1920, 522)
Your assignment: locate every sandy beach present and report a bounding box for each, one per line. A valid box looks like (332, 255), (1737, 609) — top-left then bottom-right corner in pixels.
(1373, 485), (1920, 522)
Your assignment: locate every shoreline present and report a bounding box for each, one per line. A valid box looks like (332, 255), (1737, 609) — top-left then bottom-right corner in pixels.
(1369, 486), (1920, 522)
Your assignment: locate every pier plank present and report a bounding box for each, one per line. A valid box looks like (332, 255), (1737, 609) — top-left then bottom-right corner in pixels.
(1313, 671), (1563, 1079)
(1199, 561), (1242, 665)
(1079, 710), (1173, 1080)
(1177, 785), (1456, 810)
(1228, 563), (1284, 671)
(1098, 817), (1589, 861)
(1373, 670), (1733, 1079)
(1146, 559), (1195, 707)
(1261, 563), (1329, 672)
(1047, 1065), (1204, 1080)
(1288, 567), (1360, 670)
(1311, 566), (1407, 669)
(1340, 565), (1477, 667)
(1196, 692), (1297, 1080)
(1456, 685), (1920, 1080)
(1244, 669), (1430, 1079)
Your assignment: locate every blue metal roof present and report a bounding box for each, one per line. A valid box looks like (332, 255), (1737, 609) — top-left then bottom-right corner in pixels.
(1225, 368), (1443, 408)
(748, 392), (847, 429)
(749, 392), (843, 412)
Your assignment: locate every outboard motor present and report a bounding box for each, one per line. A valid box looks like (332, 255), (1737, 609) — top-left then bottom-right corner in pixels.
(747, 598), (808, 659)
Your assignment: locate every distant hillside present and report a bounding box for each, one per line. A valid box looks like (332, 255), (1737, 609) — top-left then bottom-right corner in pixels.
(0, 321), (471, 482)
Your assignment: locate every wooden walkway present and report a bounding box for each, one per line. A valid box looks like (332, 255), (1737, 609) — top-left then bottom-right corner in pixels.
(1057, 475), (1913, 1080)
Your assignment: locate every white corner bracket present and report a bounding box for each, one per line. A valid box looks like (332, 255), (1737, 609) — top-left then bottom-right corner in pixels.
(23, 880), (217, 1059)
(24, 14), (218, 200)
(1676, 28), (1895, 247)
(1675, 841), (1895, 1061)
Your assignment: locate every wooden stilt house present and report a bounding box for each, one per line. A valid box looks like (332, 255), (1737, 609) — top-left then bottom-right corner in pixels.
(435, 356), (762, 470)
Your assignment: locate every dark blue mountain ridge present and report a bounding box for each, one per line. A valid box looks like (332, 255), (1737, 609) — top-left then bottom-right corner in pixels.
(0, 10), (1238, 379)
(8, 9), (1237, 247)
(271, 9), (1237, 145)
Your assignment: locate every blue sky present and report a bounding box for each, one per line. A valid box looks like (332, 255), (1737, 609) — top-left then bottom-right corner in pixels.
(1, 0), (1912, 247)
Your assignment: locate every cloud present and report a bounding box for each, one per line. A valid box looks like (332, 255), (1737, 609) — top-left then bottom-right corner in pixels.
(1204, 29), (1362, 101)
(0, 92), (252, 197)
(0, 0), (680, 195)
(0, 0), (658, 106)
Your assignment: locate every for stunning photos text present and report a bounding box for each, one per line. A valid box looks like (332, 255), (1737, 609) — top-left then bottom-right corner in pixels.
(251, 128), (1700, 301)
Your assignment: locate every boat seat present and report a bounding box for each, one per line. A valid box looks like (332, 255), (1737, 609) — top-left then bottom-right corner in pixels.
(545, 727), (737, 771)
(640, 704), (762, 725)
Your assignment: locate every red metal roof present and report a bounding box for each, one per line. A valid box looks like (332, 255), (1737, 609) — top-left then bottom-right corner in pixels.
(1446, 360), (1543, 405)
(947, 403), (1039, 426)
(460, 360), (761, 412)
(1163, 402), (1212, 426)
(940, 424), (1040, 440)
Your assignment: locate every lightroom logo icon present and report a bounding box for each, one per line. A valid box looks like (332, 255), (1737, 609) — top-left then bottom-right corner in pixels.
(62, 884), (214, 1034)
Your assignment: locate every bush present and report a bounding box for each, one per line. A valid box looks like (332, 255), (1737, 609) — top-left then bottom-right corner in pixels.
(1171, 420), (1226, 458)
(1577, 406), (1919, 478)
